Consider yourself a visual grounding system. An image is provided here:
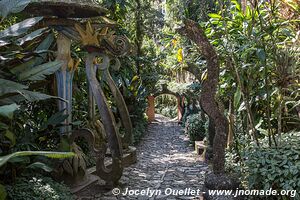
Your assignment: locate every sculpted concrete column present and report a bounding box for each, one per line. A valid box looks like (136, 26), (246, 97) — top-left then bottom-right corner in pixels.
(146, 96), (155, 122)
(177, 96), (184, 122)
(55, 33), (74, 134)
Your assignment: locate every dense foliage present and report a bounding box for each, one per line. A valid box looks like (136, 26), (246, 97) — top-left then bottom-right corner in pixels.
(6, 174), (73, 200)
(155, 95), (178, 119)
(0, 0), (299, 199)
(185, 113), (207, 142)
(227, 132), (300, 199)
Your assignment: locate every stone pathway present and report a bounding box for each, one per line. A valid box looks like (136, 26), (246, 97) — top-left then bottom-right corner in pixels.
(76, 115), (209, 200)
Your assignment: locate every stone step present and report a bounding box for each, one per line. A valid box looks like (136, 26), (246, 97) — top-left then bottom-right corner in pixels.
(71, 174), (100, 194)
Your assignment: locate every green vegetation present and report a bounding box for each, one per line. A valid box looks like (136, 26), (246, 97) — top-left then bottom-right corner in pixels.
(155, 95), (178, 119)
(227, 131), (300, 198)
(6, 174), (73, 200)
(0, 0), (299, 199)
(185, 113), (207, 142)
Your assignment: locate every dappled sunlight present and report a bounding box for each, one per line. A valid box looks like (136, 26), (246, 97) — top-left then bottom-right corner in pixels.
(2, 0), (299, 199)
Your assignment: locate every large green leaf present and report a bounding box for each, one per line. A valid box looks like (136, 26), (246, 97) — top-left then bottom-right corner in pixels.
(4, 130), (16, 146)
(208, 13), (222, 19)
(256, 48), (266, 63)
(10, 58), (40, 75)
(0, 0), (31, 18)
(17, 90), (64, 102)
(0, 151), (75, 168)
(0, 78), (28, 96)
(41, 110), (69, 130)
(0, 184), (7, 200)
(0, 103), (19, 119)
(18, 60), (63, 81)
(36, 33), (55, 54)
(0, 79), (64, 104)
(17, 27), (48, 45)
(27, 162), (53, 172)
(0, 90), (64, 105)
(0, 17), (43, 39)
(234, 86), (242, 108)
(11, 33), (55, 75)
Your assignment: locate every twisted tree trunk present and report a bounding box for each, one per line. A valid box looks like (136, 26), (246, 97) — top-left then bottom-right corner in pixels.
(178, 19), (228, 174)
(185, 62), (215, 160)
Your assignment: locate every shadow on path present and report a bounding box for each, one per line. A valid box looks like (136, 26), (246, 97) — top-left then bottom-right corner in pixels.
(76, 115), (209, 200)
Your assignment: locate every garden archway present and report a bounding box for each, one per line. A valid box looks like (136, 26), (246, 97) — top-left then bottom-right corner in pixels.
(146, 88), (184, 123)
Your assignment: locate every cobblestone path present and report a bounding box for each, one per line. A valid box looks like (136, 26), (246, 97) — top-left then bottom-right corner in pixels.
(77, 117), (209, 200)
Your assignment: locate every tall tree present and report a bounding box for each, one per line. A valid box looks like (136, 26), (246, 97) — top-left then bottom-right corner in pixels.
(135, 0), (143, 74)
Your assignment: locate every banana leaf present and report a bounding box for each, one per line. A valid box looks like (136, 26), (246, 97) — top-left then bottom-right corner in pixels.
(0, 78), (28, 96)
(0, 151), (75, 168)
(10, 33), (55, 74)
(18, 60), (63, 81)
(0, 0), (31, 19)
(0, 79), (65, 104)
(0, 17), (43, 39)
(17, 90), (65, 102)
(17, 27), (48, 46)
(27, 162), (53, 172)
(0, 103), (19, 119)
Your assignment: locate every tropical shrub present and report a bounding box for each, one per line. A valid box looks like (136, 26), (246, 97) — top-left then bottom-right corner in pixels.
(226, 132), (300, 199)
(132, 113), (148, 145)
(124, 84), (148, 145)
(185, 113), (207, 142)
(155, 94), (178, 119)
(157, 105), (177, 119)
(0, 3), (76, 198)
(6, 174), (74, 200)
(244, 132), (300, 198)
(181, 105), (201, 127)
